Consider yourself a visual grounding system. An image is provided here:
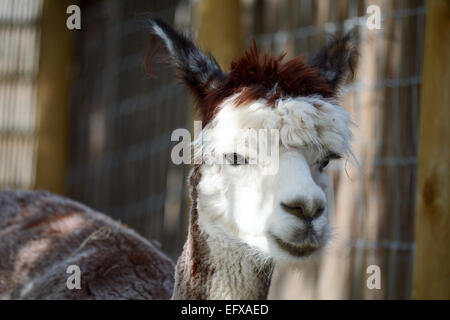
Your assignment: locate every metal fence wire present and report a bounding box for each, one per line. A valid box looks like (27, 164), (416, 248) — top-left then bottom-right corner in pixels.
(247, 0), (424, 300)
(66, 0), (194, 260)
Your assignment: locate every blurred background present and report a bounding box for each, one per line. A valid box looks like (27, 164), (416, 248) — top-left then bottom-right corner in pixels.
(0, 0), (448, 299)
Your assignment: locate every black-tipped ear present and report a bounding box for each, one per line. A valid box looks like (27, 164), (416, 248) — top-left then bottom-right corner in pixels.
(147, 18), (225, 99)
(308, 29), (359, 91)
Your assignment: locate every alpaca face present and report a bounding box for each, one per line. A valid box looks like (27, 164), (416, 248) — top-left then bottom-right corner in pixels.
(195, 95), (352, 263)
(148, 18), (358, 264)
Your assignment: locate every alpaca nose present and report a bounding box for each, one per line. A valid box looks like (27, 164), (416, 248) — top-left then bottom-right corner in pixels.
(280, 199), (325, 222)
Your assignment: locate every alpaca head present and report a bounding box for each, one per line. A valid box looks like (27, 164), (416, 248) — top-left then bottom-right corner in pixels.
(149, 19), (358, 265)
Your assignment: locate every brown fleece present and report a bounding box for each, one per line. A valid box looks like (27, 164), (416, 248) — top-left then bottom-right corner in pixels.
(172, 165), (213, 299)
(0, 190), (174, 300)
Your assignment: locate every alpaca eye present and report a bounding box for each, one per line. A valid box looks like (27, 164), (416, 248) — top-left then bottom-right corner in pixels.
(318, 152), (341, 172)
(224, 153), (248, 166)
(318, 159), (330, 172)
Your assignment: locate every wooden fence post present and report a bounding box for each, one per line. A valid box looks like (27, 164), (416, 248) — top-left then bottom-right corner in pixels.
(413, 0), (450, 299)
(196, 0), (242, 70)
(35, 0), (75, 194)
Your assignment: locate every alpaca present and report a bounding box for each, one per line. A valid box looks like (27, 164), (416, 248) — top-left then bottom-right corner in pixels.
(148, 19), (358, 299)
(0, 19), (358, 300)
(0, 190), (174, 299)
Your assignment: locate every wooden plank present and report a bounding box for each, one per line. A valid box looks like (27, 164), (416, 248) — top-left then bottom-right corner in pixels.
(413, 0), (450, 300)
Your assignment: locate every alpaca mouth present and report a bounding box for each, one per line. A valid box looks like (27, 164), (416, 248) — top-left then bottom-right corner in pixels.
(269, 233), (320, 257)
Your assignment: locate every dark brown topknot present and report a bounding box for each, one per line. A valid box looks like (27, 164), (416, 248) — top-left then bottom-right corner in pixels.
(199, 40), (334, 125)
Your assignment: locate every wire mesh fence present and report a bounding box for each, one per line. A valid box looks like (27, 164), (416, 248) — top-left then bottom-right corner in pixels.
(66, 0), (194, 260)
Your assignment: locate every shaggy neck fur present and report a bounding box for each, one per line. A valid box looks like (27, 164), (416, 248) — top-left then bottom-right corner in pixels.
(171, 167), (274, 300)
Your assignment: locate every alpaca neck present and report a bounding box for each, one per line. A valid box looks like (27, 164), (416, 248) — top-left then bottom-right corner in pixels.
(171, 208), (273, 300)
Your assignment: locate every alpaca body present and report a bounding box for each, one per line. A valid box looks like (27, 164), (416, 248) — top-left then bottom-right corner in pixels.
(0, 190), (174, 299)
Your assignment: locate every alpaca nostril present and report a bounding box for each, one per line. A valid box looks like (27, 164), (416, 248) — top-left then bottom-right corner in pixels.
(280, 202), (306, 221)
(280, 202), (325, 222)
(313, 206), (325, 220)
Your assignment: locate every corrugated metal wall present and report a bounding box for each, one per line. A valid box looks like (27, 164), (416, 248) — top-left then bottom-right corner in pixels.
(247, 0), (424, 300)
(0, 0), (42, 189)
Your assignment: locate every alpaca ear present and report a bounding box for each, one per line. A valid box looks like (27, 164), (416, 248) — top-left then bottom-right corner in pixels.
(308, 29), (359, 91)
(147, 18), (225, 100)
